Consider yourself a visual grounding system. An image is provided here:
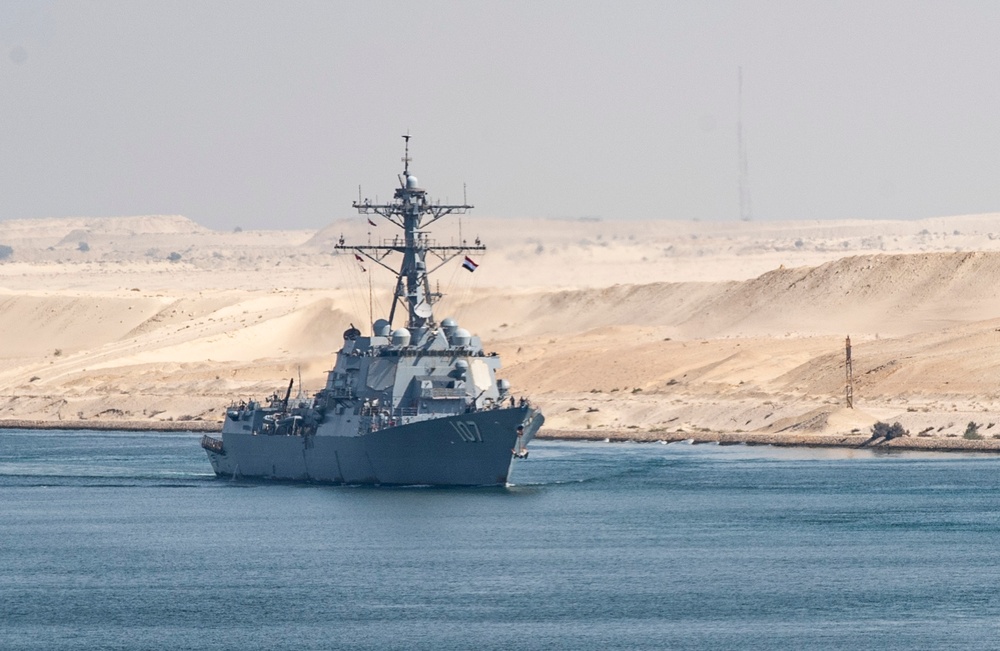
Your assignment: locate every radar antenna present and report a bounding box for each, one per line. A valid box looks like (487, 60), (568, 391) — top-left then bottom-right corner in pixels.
(336, 135), (485, 331)
(402, 132), (411, 175)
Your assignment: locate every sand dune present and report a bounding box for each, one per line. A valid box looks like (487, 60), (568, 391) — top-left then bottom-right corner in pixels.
(2, 213), (1000, 445)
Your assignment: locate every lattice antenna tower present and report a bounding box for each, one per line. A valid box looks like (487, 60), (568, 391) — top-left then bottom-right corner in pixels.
(339, 134), (483, 330)
(738, 66), (753, 222)
(845, 335), (854, 409)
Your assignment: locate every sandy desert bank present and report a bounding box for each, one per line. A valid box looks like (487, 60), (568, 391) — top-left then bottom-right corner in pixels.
(3, 212), (1000, 451)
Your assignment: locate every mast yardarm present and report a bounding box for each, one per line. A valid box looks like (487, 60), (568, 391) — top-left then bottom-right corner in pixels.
(336, 135), (484, 331)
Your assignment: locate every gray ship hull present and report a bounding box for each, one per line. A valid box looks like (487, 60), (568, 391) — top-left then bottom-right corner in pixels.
(203, 407), (542, 486)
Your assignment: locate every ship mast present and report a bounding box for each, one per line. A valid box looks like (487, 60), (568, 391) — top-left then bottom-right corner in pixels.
(336, 135), (484, 331)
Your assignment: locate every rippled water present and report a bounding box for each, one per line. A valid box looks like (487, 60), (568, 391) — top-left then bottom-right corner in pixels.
(3, 430), (1000, 650)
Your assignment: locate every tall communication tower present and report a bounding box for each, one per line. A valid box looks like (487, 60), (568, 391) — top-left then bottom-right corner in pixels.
(737, 66), (753, 222)
(845, 335), (854, 409)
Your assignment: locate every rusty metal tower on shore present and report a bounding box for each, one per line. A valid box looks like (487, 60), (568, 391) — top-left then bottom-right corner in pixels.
(845, 335), (854, 408)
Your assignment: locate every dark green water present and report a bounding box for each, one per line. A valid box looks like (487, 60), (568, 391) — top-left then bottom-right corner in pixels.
(3, 430), (1000, 650)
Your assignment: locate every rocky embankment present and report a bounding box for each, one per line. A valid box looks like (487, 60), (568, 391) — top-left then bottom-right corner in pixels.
(542, 429), (1000, 452)
(2, 418), (998, 454)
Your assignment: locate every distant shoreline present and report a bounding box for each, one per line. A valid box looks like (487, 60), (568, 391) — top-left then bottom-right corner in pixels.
(0, 419), (220, 433)
(540, 429), (1000, 453)
(2, 419), (999, 453)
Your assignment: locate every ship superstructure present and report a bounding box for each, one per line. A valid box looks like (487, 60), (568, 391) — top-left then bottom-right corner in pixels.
(201, 136), (543, 485)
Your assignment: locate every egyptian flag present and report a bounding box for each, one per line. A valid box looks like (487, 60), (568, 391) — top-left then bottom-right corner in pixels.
(354, 253), (367, 272)
(462, 256), (479, 272)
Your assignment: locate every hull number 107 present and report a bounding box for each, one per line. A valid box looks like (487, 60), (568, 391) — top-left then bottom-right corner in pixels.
(451, 421), (483, 442)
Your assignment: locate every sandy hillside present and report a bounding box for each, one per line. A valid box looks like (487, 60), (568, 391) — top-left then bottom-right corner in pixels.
(1, 212), (1000, 446)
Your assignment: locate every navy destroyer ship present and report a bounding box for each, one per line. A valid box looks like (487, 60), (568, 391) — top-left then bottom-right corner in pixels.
(201, 136), (543, 485)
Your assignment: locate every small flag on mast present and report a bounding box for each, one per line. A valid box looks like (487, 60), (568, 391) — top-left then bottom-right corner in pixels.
(367, 218), (377, 227)
(354, 253), (367, 272)
(462, 256), (479, 272)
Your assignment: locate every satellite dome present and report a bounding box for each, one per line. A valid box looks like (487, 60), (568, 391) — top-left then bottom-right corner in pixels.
(391, 328), (411, 347)
(406, 175), (419, 189)
(498, 379), (511, 395)
(441, 317), (458, 337)
(450, 327), (471, 347)
(373, 319), (391, 337)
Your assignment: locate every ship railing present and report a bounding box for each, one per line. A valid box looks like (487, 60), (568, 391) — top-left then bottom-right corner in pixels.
(327, 387), (355, 399)
(359, 409), (421, 433)
(419, 388), (466, 399)
(377, 348), (494, 358)
(379, 236), (443, 249)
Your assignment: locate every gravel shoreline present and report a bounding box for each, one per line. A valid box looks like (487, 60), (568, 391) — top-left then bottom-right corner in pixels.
(540, 429), (1000, 453)
(0, 419), (221, 433)
(2, 420), (998, 453)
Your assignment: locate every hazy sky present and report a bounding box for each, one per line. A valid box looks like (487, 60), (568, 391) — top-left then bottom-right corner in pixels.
(2, 1), (1000, 230)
